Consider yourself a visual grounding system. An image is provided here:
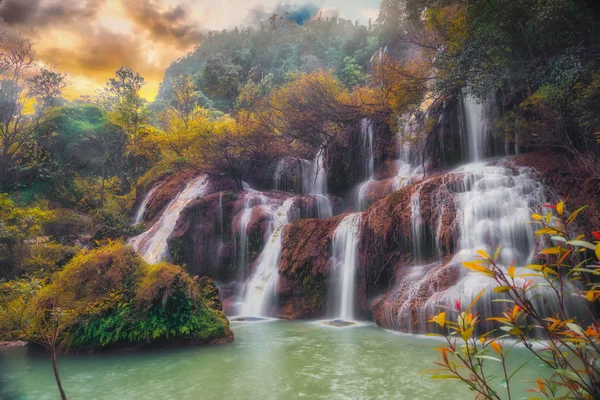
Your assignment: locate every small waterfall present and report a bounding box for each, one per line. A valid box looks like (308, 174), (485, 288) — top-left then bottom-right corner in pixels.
(357, 119), (375, 210)
(462, 89), (491, 162)
(241, 198), (300, 317)
(310, 151), (333, 218)
(361, 118), (375, 180)
(133, 183), (162, 225)
(237, 185), (269, 275)
(273, 153), (332, 218)
(453, 164), (542, 265)
(130, 175), (210, 264)
(393, 113), (424, 190)
(409, 188), (423, 263)
(274, 158), (312, 193)
(329, 213), (362, 321)
(216, 192), (225, 266)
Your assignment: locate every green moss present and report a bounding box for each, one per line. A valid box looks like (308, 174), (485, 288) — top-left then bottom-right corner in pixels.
(168, 237), (186, 268)
(38, 243), (231, 349)
(295, 262), (327, 312)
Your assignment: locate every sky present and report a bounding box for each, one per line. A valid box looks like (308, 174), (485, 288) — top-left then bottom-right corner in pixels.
(0, 0), (381, 100)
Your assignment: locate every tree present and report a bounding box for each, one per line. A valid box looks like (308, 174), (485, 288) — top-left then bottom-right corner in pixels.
(201, 54), (241, 109)
(106, 67), (148, 181)
(0, 277), (115, 400)
(0, 34), (66, 188)
(0, 194), (54, 278)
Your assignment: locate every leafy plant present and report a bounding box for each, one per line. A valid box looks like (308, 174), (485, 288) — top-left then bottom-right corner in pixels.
(428, 201), (599, 399)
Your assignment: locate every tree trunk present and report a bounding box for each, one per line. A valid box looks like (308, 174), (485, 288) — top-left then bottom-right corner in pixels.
(51, 348), (68, 400)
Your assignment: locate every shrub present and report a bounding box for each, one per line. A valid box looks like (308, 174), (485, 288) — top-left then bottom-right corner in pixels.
(428, 201), (599, 399)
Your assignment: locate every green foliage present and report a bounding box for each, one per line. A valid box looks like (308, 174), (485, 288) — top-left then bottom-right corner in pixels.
(157, 17), (379, 112)
(0, 194), (56, 278)
(23, 242), (231, 349)
(339, 56), (367, 88)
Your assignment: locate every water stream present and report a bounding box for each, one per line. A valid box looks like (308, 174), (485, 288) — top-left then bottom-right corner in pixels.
(133, 183), (162, 226)
(329, 213), (362, 321)
(241, 199), (299, 317)
(130, 176), (210, 264)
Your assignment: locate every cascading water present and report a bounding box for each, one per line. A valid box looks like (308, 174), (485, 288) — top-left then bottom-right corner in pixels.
(462, 89), (491, 162)
(237, 184), (269, 275)
(133, 183), (162, 225)
(310, 151), (333, 218)
(329, 213), (362, 322)
(357, 118), (375, 210)
(130, 175), (210, 264)
(393, 113), (424, 190)
(241, 198), (299, 317)
(382, 98), (589, 332)
(273, 153), (332, 218)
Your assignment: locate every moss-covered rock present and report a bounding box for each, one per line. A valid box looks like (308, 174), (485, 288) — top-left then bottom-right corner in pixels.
(38, 243), (233, 351)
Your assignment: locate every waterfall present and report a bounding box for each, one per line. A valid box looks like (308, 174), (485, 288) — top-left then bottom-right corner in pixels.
(273, 153), (332, 218)
(310, 151), (333, 218)
(237, 185), (269, 275)
(133, 183), (162, 225)
(462, 89), (491, 162)
(241, 198), (299, 317)
(274, 158), (312, 193)
(357, 119), (375, 210)
(216, 192), (225, 266)
(453, 164), (542, 265)
(409, 188), (423, 263)
(330, 213), (362, 321)
(130, 175), (210, 264)
(393, 113), (424, 190)
(384, 163), (588, 332)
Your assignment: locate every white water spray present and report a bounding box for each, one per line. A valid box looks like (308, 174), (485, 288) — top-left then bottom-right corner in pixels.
(241, 198), (299, 317)
(330, 213), (362, 321)
(133, 183), (162, 225)
(130, 175), (210, 264)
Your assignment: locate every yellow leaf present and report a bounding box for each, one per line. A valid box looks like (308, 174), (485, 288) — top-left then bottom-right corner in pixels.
(541, 247), (567, 255)
(462, 327), (474, 342)
(525, 264), (544, 271)
(476, 250), (491, 259)
(507, 265), (515, 279)
(531, 213), (542, 221)
(556, 200), (565, 216)
(490, 341), (502, 354)
(535, 227), (560, 236)
(537, 378), (547, 395)
(462, 262), (494, 277)
(494, 286), (511, 293)
(596, 243), (600, 261)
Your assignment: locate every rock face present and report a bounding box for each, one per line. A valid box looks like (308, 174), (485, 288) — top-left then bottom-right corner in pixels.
(139, 169), (197, 225)
(326, 116), (397, 199)
(511, 150), (600, 236)
(359, 173), (461, 313)
(277, 216), (345, 319)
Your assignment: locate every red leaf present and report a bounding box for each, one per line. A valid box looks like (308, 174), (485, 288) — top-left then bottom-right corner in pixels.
(542, 204), (556, 209)
(455, 299), (461, 311)
(592, 232), (600, 241)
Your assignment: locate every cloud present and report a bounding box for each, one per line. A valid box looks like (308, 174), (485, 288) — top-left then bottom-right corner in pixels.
(0, 0), (103, 30)
(120, 0), (204, 49)
(36, 26), (163, 84)
(245, 2), (322, 26)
